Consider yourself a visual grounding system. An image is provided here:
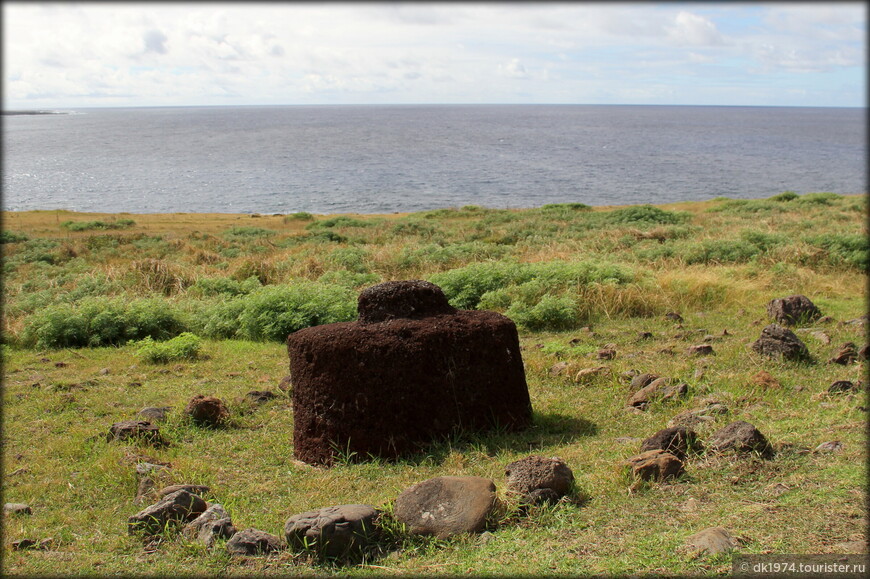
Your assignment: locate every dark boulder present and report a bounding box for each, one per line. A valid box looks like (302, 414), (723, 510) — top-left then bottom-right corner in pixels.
(750, 324), (811, 361)
(288, 280), (532, 465)
(128, 489), (207, 535)
(184, 395), (229, 427)
(708, 421), (773, 458)
(284, 504), (379, 559)
(766, 295), (822, 326)
(640, 426), (702, 459)
(226, 528), (283, 556)
(106, 420), (167, 447)
(505, 455), (574, 504)
(393, 476), (497, 539)
(624, 450), (684, 481)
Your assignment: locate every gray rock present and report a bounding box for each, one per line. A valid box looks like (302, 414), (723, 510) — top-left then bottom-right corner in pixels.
(828, 380), (856, 393)
(393, 476), (497, 539)
(245, 390), (277, 403)
(814, 440), (844, 454)
(624, 450), (684, 482)
(628, 377), (688, 409)
(183, 504), (235, 548)
(505, 455), (574, 504)
(766, 295), (822, 326)
(158, 484), (211, 498)
(828, 342), (858, 365)
(686, 344), (714, 356)
(708, 421), (774, 458)
(128, 489), (207, 535)
(135, 462), (170, 476)
(548, 361), (571, 377)
(629, 372), (659, 392)
(684, 527), (740, 555)
(226, 528), (283, 556)
(640, 426), (702, 459)
(284, 504), (379, 558)
(277, 375), (292, 392)
(137, 406), (171, 422)
(106, 420), (167, 447)
(4, 503), (32, 515)
(751, 324), (811, 361)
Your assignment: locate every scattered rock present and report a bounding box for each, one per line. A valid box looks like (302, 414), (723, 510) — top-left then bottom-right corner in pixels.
(135, 462), (170, 476)
(814, 440), (844, 454)
(766, 294), (822, 326)
(158, 484), (211, 499)
(98, 368), (110, 375)
(573, 366), (610, 384)
(245, 390), (277, 404)
(828, 380), (856, 394)
(665, 312), (684, 323)
(183, 504), (236, 548)
(504, 455), (574, 504)
(4, 503), (32, 515)
(637, 331), (654, 341)
(106, 420), (167, 447)
(828, 342), (858, 365)
(750, 324), (811, 362)
(684, 527), (740, 555)
(628, 377), (688, 410)
(841, 315), (868, 327)
(128, 489), (208, 535)
(640, 426), (702, 459)
(811, 331), (832, 345)
(226, 528), (283, 556)
(137, 406), (171, 422)
(548, 361), (571, 377)
(277, 375), (292, 392)
(393, 476), (497, 539)
(629, 373), (659, 392)
(686, 344), (714, 356)
(859, 344), (869, 361)
(284, 504), (379, 559)
(624, 450), (684, 482)
(288, 280), (531, 465)
(597, 348), (617, 360)
(11, 538), (52, 551)
(184, 395), (229, 427)
(751, 370), (781, 389)
(708, 421), (774, 458)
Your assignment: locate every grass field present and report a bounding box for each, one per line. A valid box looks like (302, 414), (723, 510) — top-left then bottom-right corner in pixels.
(1, 193), (867, 576)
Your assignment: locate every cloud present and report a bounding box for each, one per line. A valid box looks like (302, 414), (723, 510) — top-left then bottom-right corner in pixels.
(666, 11), (725, 46)
(143, 30), (168, 55)
(500, 58), (529, 79)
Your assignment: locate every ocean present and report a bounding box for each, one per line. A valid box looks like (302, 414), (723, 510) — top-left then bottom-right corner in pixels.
(2, 104), (865, 214)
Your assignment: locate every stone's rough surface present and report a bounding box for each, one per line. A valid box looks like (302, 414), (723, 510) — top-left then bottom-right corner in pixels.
(828, 342), (858, 365)
(629, 373), (659, 392)
(393, 476), (497, 539)
(226, 529), (283, 556)
(625, 450), (684, 481)
(288, 280), (532, 465)
(158, 484), (211, 498)
(628, 378), (688, 409)
(284, 504), (379, 559)
(4, 503), (32, 515)
(245, 390), (277, 403)
(505, 456), (574, 504)
(277, 375), (292, 392)
(684, 527), (740, 555)
(828, 380), (857, 393)
(686, 344), (714, 356)
(137, 406), (171, 422)
(184, 395), (229, 427)
(751, 324), (811, 361)
(766, 295), (822, 326)
(106, 420), (167, 447)
(128, 490), (207, 535)
(640, 427), (702, 459)
(357, 280), (455, 323)
(814, 440), (844, 454)
(183, 504), (236, 548)
(708, 421), (774, 458)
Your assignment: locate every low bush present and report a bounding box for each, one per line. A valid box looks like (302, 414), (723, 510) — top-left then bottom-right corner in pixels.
(769, 191), (799, 202)
(317, 270), (380, 289)
(681, 239), (759, 265)
(284, 212), (314, 222)
(795, 192), (843, 206)
(506, 294), (581, 331)
(601, 205), (688, 226)
(192, 276), (261, 297)
(60, 219), (135, 231)
(305, 216), (380, 229)
(805, 233), (869, 270)
(0, 230), (29, 243)
(221, 226), (276, 240)
(133, 332), (203, 364)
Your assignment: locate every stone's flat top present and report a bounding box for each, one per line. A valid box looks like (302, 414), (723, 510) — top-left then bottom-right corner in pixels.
(357, 280), (456, 324)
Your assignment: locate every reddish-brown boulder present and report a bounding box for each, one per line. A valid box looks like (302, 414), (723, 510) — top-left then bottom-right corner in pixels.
(287, 280), (532, 465)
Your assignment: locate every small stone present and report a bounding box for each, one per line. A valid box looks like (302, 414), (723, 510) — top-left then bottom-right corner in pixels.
(137, 406), (171, 422)
(184, 395), (229, 427)
(4, 503), (32, 515)
(393, 476), (497, 539)
(226, 528), (283, 556)
(157, 484), (210, 498)
(245, 390), (277, 403)
(183, 504), (236, 548)
(624, 450), (684, 482)
(811, 331), (832, 345)
(640, 427), (702, 459)
(828, 343), (858, 365)
(277, 375), (293, 392)
(766, 295), (822, 326)
(750, 324), (811, 362)
(597, 348), (617, 360)
(828, 380), (856, 394)
(814, 440), (844, 454)
(128, 490), (207, 535)
(686, 344), (714, 356)
(665, 312), (684, 323)
(684, 527), (740, 555)
(548, 361), (571, 377)
(106, 420), (167, 447)
(637, 332), (654, 341)
(505, 455), (574, 504)
(628, 377), (688, 409)
(135, 462), (170, 476)
(708, 421), (774, 458)
(751, 370), (781, 389)
(573, 366), (610, 384)
(99, 368), (110, 375)
(284, 504), (379, 559)
(629, 373), (659, 392)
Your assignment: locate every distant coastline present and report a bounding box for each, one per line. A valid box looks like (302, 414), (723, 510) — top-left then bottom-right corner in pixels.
(2, 110), (69, 115)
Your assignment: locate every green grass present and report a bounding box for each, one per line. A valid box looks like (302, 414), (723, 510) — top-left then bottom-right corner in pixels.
(1, 193), (866, 576)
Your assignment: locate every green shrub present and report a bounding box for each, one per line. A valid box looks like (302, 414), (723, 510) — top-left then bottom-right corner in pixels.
(221, 226), (276, 240)
(60, 219), (135, 231)
(20, 304), (88, 349)
(326, 247), (371, 273)
(739, 229), (788, 251)
(284, 212), (314, 222)
(706, 199), (784, 215)
(602, 205), (688, 226)
(305, 216), (379, 230)
(317, 270), (380, 289)
(8, 238), (62, 265)
(429, 261), (527, 309)
(795, 192), (843, 206)
(540, 202), (592, 212)
(389, 220), (440, 238)
(134, 332), (203, 364)
(192, 276), (261, 297)
(769, 191), (799, 202)
(805, 233), (869, 269)
(506, 294), (581, 331)
(399, 242), (509, 270)
(682, 239), (759, 264)
(0, 230), (29, 243)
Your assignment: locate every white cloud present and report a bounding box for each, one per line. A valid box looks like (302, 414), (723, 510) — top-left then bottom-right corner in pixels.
(666, 11), (725, 46)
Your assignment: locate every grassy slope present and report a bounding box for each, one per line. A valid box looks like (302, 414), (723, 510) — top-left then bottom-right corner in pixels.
(1, 195), (867, 576)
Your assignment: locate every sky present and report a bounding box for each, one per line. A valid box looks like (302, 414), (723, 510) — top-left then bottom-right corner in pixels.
(3, 2), (866, 109)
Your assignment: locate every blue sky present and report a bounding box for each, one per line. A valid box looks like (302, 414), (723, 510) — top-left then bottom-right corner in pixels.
(3, 2), (866, 109)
